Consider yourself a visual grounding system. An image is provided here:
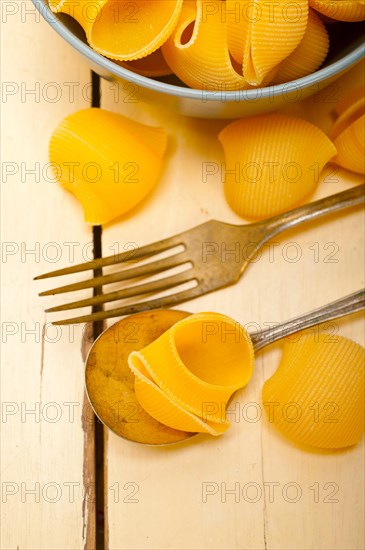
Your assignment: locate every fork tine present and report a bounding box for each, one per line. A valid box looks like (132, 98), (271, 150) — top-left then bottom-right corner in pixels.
(34, 237), (184, 280)
(45, 271), (196, 313)
(39, 253), (189, 296)
(52, 286), (204, 325)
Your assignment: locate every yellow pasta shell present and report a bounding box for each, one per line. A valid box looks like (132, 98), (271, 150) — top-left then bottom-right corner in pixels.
(128, 313), (255, 435)
(219, 114), (337, 220)
(50, 0), (183, 61)
(242, 0), (308, 85)
(162, 0), (250, 91)
(309, 0), (365, 21)
(133, 376), (229, 435)
(272, 9), (329, 85)
(262, 332), (365, 449)
(226, 0), (308, 84)
(49, 108), (167, 225)
(333, 114), (365, 174)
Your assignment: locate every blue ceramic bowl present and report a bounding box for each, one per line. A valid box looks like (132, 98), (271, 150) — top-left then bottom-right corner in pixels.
(33, 0), (364, 118)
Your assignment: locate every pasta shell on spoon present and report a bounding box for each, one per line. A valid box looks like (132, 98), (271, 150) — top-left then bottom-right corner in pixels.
(128, 313), (255, 435)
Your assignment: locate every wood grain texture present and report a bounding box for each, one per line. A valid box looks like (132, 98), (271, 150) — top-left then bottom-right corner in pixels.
(85, 310), (192, 445)
(1, 11), (95, 550)
(2, 8), (364, 550)
(100, 64), (364, 550)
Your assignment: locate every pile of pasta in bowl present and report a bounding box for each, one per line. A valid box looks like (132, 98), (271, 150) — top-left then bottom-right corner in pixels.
(49, 0), (365, 90)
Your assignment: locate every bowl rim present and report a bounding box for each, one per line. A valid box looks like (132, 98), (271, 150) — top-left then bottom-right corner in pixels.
(33, 0), (365, 101)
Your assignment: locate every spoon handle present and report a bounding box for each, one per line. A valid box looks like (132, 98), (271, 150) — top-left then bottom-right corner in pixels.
(251, 289), (365, 351)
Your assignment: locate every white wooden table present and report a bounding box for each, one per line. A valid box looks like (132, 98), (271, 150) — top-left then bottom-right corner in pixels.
(2, 7), (364, 549)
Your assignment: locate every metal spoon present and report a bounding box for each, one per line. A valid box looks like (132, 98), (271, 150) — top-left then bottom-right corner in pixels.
(85, 289), (364, 445)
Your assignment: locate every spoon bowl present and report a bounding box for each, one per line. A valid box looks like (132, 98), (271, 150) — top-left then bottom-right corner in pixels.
(85, 289), (364, 445)
(85, 309), (193, 445)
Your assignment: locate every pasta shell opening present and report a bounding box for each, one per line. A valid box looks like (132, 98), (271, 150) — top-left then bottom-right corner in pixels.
(226, 0), (249, 65)
(128, 313), (255, 435)
(50, 0), (364, 89)
(90, 0), (183, 60)
(162, 0), (250, 90)
(243, 0), (309, 85)
(173, 315), (253, 386)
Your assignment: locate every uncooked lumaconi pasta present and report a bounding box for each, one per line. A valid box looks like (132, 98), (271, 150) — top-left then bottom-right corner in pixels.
(227, 0), (308, 86)
(262, 332), (365, 449)
(119, 48), (173, 77)
(271, 9), (329, 85)
(50, 0), (183, 60)
(330, 92), (365, 174)
(49, 108), (167, 224)
(49, 0), (364, 89)
(308, 0), (365, 21)
(163, 0), (307, 89)
(219, 114), (337, 219)
(162, 0), (250, 91)
(128, 313), (255, 435)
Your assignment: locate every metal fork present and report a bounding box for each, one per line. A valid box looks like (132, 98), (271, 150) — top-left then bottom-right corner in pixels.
(36, 184), (365, 325)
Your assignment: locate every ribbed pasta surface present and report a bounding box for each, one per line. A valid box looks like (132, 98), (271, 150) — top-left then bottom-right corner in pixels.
(128, 313), (255, 435)
(262, 332), (365, 449)
(49, 108), (167, 224)
(219, 114), (337, 219)
(331, 93), (365, 174)
(49, 0), (363, 88)
(272, 9), (329, 84)
(242, 0), (309, 85)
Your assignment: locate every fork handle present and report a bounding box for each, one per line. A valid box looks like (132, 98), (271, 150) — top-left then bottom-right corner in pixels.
(258, 184), (365, 239)
(250, 289), (365, 351)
